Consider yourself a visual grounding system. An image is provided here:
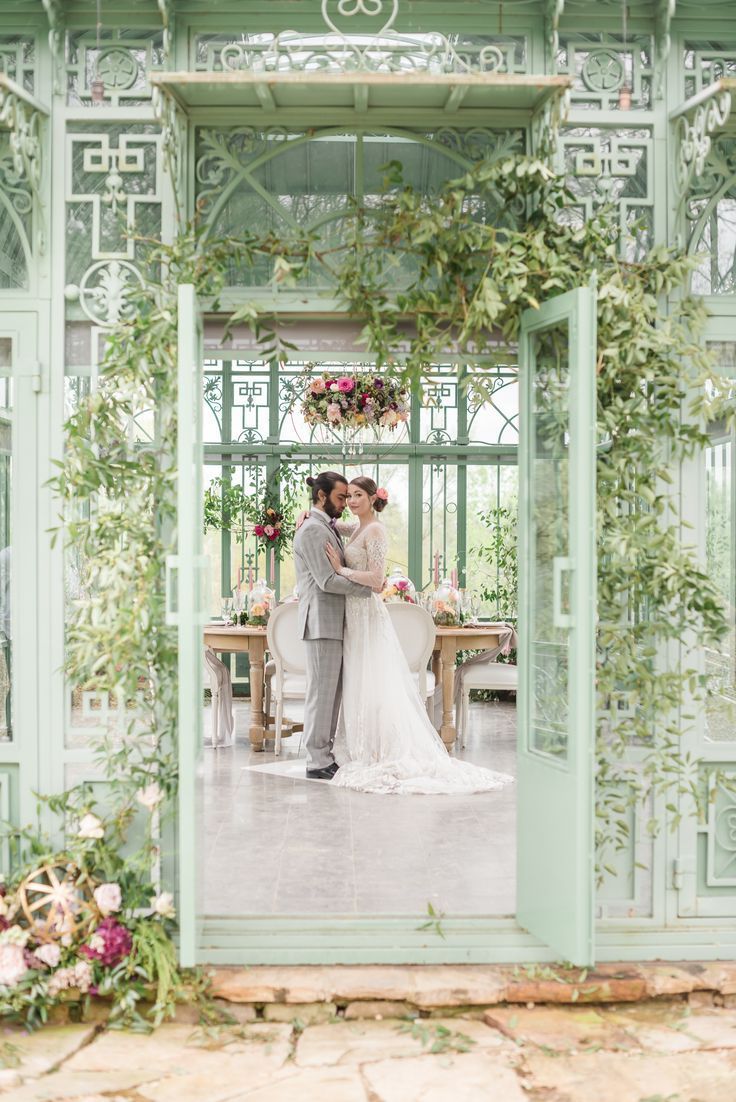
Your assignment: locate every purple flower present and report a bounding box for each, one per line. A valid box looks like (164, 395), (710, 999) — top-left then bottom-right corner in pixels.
(373, 378), (384, 389)
(80, 917), (132, 967)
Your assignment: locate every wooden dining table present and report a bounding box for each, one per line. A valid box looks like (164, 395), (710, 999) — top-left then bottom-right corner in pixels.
(203, 622), (503, 753)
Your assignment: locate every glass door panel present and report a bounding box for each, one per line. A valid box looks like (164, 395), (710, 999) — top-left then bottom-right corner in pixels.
(517, 286), (596, 966)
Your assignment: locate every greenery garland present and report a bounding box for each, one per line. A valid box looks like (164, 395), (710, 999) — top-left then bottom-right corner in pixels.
(8, 154), (730, 1028)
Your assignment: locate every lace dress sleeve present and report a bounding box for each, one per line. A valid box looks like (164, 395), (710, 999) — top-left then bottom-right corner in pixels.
(341, 525), (387, 590)
(336, 519), (359, 538)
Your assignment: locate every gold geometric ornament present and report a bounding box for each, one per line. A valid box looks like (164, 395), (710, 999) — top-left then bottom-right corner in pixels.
(16, 864), (95, 943)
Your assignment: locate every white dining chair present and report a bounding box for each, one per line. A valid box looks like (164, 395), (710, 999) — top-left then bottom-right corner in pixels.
(265, 602), (308, 756)
(385, 602), (436, 715)
(204, 645), (234, 748)
(457, 660), (518, 748)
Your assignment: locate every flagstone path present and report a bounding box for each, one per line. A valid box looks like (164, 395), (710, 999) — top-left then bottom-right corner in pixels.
(4, 999), (736, 1100)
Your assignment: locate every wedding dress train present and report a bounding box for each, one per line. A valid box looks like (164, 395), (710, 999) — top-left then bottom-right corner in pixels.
(332, 522), (514, 795)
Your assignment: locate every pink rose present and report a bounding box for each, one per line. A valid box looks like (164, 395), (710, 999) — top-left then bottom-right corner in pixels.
(93, 882), (122, 916)
(309, 378), (326, 395)
(0, 943), (27, 988)
(263, 525), (275, 537)
(336, 376), (355, 393)
(375, 487), (389, 501)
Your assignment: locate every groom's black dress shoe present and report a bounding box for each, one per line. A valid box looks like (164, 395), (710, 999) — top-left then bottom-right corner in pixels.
(306, 763), (339, 780)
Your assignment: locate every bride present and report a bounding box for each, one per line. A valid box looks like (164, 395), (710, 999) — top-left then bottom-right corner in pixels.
(313, 475), (513, 796)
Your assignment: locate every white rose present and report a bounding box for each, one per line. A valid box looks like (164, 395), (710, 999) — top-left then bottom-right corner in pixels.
(77, 813), (104, 840)
(34, 943), (61, 969)
(93, 882), (122, 915)
(0, 944), (27, 988)
(151, 891), (175, 920)
(135, 782), (163, 811)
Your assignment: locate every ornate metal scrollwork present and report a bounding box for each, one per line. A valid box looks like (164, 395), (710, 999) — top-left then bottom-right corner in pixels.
(0, 79), (46, 254)
(675, 87), (732, 196)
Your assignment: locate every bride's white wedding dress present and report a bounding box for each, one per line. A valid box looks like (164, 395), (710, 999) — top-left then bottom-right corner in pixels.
(332, 521), (514, 795)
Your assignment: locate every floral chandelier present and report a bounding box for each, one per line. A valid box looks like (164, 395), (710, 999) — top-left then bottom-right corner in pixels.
(303, 369), (410, 455)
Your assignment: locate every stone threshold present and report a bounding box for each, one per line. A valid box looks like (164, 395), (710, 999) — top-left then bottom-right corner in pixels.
(210, 962), (736, 1012)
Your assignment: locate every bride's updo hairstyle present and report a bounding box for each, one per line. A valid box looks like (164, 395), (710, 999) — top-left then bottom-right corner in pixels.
(350, 475), (388, 513)
(306, 470), (346, 504)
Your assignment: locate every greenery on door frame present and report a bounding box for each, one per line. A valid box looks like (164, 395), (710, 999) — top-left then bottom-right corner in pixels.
(6, 151), (730, 1027)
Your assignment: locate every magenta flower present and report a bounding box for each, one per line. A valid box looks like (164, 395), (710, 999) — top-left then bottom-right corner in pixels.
(336, 377), (355, 393)
(80, 917), (132, 967)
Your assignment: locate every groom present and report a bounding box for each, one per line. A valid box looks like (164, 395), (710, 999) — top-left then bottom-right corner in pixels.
(293, 471), (373, 780)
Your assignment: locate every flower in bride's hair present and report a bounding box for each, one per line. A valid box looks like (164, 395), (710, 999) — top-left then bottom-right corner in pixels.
(375, 487), (389, 501)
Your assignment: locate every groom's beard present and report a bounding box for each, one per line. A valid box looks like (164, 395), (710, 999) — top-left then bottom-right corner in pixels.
(322, 501), (343, 520)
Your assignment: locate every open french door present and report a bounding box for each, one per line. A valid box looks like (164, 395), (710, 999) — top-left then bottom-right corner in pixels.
(517, 285), (597, 966)
(171, 284), (206, 965)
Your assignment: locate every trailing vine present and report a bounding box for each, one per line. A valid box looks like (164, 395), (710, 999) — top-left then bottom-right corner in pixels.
(10, 152), (729, 1028)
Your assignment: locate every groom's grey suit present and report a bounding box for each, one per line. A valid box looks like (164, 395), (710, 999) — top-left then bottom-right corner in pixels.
(293, 510), (372, 769)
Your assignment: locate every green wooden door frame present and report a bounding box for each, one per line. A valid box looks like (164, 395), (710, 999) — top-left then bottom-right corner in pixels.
(516, 285), (597, 967)
(172, 285), (206, 967)
(0, 311), (40, 855)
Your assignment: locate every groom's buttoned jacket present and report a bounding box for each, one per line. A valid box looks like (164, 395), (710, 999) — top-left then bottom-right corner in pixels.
(293, 511), (372, 639)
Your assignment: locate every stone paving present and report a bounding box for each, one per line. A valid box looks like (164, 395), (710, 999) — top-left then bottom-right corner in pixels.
(3, 999), (736, 1100)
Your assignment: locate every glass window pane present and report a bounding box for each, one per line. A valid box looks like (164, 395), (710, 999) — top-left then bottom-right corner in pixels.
(0, 366), (11, 743)
(529, 322), (570, 760)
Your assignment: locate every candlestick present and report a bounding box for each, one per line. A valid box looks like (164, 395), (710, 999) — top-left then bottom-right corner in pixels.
(269, 547), (275, 584)
(433, 552), (440, 586)
(451, 568), (458, 589)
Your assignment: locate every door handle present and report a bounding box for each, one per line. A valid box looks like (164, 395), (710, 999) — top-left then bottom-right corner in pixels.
(553, 556), (574, 629)
(165, 554), (210, 626)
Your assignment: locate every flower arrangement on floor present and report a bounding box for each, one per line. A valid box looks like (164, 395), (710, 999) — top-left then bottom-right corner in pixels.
(303, 371), (410, 433)
(0, 792), (203, 1031)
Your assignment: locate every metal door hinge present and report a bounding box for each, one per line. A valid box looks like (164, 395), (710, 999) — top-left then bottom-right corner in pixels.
(672, 856), (695, 890)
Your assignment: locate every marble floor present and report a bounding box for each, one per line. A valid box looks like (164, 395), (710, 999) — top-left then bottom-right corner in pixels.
(201, 698), (517, 917)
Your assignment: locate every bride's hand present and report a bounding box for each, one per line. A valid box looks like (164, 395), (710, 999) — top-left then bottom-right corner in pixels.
(325, 542), (343, 574)
(295, 509), (310, 530)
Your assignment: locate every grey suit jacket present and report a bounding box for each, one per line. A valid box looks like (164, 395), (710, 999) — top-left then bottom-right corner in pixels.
(293, 511), (372, 640)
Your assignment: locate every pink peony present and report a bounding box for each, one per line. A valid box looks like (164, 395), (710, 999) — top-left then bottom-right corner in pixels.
(336, 376), (355, 393)
(263, 525), (275, 537)
(0, 943), (28, 988)
(309, 378), (326, 394)
(326, 403), (342, 423)
(375, 487), (389, 501)
(80, 917), (132, 967)
(93, 882), (122, 916)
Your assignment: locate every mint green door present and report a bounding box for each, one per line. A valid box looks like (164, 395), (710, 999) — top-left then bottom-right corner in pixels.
(171, 285), (206, 966)
(517, 286), (597, 966)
